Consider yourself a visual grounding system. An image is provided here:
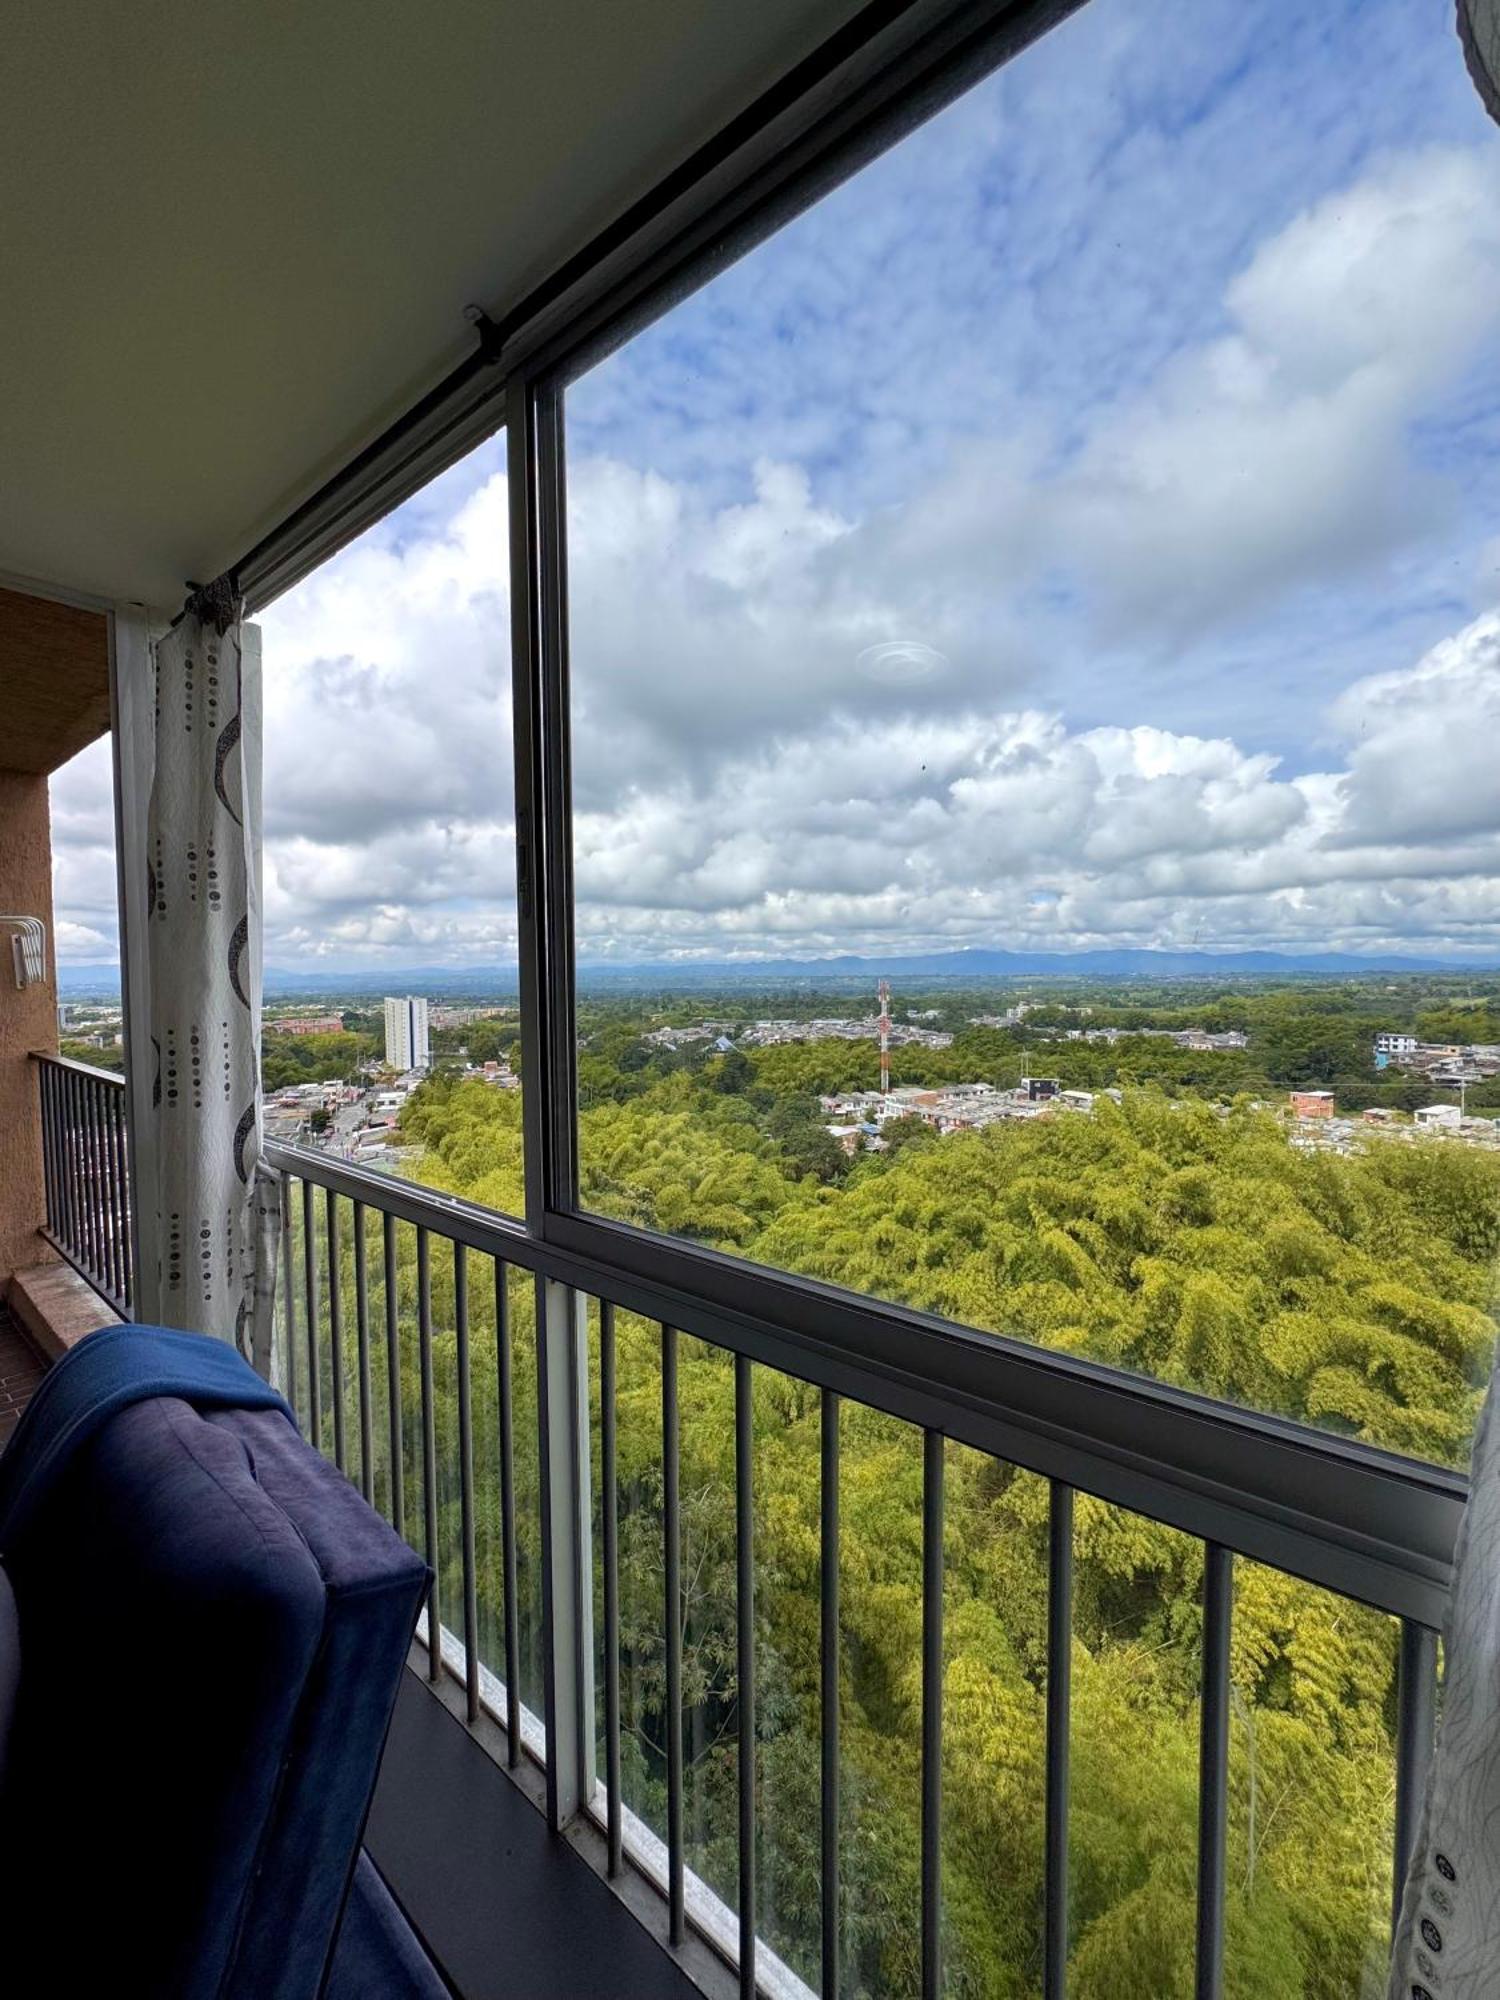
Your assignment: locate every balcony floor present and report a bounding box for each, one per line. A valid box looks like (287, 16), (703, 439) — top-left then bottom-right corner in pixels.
(0, 1304), (47, 1448)
(368, 1669), (705, 2000)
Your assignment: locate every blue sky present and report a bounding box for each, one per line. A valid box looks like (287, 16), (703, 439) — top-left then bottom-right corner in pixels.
(49, 0), (1500, 967)
(567, 0), (1500, 756)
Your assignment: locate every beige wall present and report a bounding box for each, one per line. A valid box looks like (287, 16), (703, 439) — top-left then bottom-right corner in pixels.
(0, 769), (59, 1279)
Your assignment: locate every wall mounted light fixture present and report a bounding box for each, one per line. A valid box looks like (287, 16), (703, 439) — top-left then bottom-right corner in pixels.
(0, 916), (48, 989)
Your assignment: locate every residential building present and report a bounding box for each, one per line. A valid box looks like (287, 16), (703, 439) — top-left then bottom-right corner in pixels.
(1289, 1090), (1336, 1118)
(1415, 1103), (1464, 1130)
(383, 995), (431, 1072)
(1018, 1075), (1061, 1102)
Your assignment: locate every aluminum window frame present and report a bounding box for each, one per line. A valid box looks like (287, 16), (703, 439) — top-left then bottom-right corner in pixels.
(500, 0), (1464, 1625)
(225, 0), (1469, 1857)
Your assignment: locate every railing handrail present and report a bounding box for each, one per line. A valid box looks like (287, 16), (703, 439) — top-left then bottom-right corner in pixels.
(33, 1048), (133, 1317)
(31, 1047), (127, 1087)
(265, 1137), (1467, 1628)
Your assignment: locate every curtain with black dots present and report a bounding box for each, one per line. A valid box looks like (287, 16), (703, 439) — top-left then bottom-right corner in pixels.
(1388, 1359), (1500, 1997)
(143, 602), (278, 1369)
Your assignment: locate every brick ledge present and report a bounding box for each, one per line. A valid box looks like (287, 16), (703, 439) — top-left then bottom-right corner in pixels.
(6, 1259), (121, 1364)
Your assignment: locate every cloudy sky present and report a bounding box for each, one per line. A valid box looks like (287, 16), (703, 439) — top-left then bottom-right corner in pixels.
(51, 0), (1500, 969)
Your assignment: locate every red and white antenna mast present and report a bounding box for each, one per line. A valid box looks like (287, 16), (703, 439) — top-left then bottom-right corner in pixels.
(877, 977), (891, 1098)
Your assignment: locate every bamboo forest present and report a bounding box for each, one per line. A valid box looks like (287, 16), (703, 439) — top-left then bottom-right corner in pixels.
(273, 976), (1500, 1999)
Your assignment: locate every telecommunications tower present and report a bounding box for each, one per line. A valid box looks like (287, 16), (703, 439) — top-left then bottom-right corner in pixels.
(877, 977), (891, 1098)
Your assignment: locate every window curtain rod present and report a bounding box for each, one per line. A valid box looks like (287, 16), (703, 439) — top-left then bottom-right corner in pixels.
(222, 306), (507, 609)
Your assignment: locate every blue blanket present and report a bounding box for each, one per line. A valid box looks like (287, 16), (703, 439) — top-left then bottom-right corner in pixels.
(0, 1323), (294, 1552)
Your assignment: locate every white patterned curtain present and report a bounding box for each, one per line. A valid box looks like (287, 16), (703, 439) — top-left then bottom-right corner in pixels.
(143, 588), (279, 1369)
(1388, 1359), (1500, 1998)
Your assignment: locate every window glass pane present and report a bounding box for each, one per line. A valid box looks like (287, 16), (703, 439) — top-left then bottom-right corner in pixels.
(259, 435), (521, 1209)
(561, 0), (1500, 1470)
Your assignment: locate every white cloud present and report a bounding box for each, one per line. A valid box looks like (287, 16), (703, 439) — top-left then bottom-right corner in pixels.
(55, 919), (110, 958)
(1332, 611), (1500, 847)
(48, 735), (119, 960)
(1006, 148), (1500, 638)
(42, 94), (1500, 973)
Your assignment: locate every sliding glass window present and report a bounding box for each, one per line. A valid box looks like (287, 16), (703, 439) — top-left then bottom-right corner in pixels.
(259, 434), (522, 1212)
(561, 0), (1500, 1473)
(550, 7), (1491, 1984)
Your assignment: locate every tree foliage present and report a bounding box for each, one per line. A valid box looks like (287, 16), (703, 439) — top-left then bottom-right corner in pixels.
(281, 992), (1500, 1999)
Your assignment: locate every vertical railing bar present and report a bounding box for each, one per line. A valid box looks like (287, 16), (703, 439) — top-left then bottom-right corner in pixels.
(91, 1075), (117, 1300)
(662, 1322), (685, 1945)
(62, 1066), (81, 1266)
(417, 1226), (441, 1681)
(75, 1072), (93, 1272)
(54, 1064), (71, 1248)
(85, 1073), (105, 1289)
(51, 1064), (65, 1235)
(57, 1066), (71, 1244)
(384, 1210), (404, 1539)
(1196, 1544), (1233, 2000)
(279, 1172), (299, 1420)
(76, 1069), (93, 1278)
(736, 1352), (756, 1999)
(455, 1240), (480, 1722)
(325, 1188), (346, 1473)
(40, 1064), (55, 1233)
(601, 1298), (623, 1873)
(95, 1076), (115, 1299)
(103, 1078), (124, 1305)
(74, 1070), (92, 1274)
(38, 1064), (57, 1234)
(353, 1200), (374, 1501)
(58, 1066), (72, 1243)
(1393, 1619), (1438, 1931)
(35, 1064), (47, 1232)
(535, 1271), (594, 1830)
(112, 1085), (133, 1309)
(101, 1079), (118, 1299)
(74, 1068), (97, 1282)
(98, 1078), (117, 1299)
(115, 1080), (133, 1312)
(1045, 1481), (1074, 2000)
(497, 1259), (522, 1766)
(301, 1175), (322, 1450)
(96, 1076), (113, 1295)
(34, 1064), (48, 1230)
(70, 1068), (88, 1274)
(99, 1079), (117, 1298)
(821, 1388), (840, 2000)
(921, 1429), (944, 2000)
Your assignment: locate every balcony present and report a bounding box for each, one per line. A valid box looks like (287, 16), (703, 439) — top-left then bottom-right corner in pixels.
(0, 585), (120, 1372)
(3, 3), (1496, 1994)
(17, 1061), (1464, 1998)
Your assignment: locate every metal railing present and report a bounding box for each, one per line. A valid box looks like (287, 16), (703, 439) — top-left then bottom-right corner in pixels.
(265, 1137), (1463, 2000)
(34, 1052), (132, 1315)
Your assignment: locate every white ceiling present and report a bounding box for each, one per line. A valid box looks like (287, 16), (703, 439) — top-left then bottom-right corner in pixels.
(0, 0), (863, 609)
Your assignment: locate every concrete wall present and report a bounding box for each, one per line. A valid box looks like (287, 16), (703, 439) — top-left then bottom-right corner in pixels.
(0, 769), (58, 1280)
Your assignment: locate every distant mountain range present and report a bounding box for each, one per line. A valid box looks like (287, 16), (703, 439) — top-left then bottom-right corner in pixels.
(55, 944), (1500, 1000)
(569, 946), (1485, 984)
